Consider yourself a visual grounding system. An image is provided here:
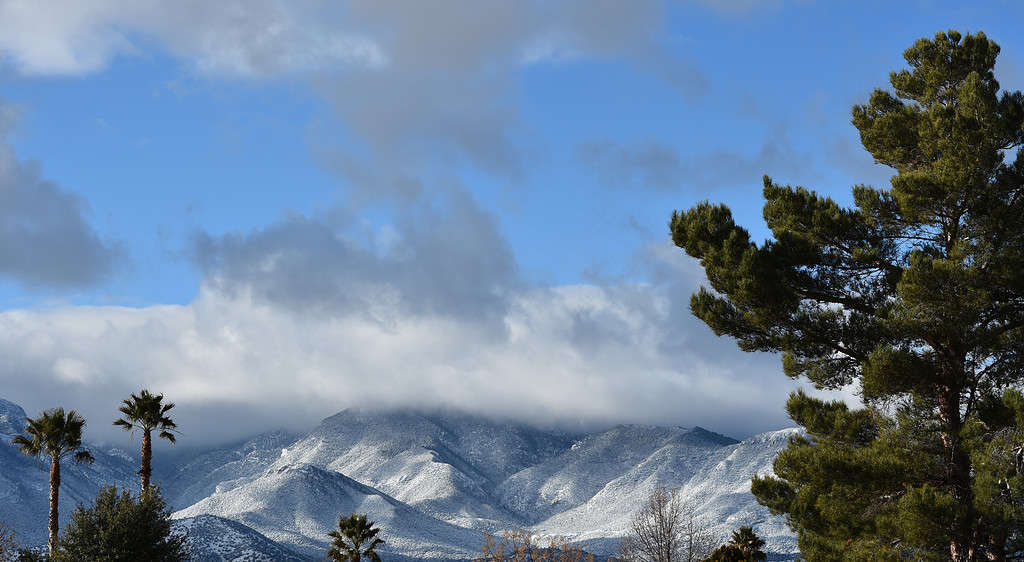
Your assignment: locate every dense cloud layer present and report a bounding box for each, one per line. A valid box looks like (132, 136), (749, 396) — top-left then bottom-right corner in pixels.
(0, 264), (807, 448)
(0, 184), (844, 446)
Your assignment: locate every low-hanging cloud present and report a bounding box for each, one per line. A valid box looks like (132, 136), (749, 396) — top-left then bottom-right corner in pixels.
(0, 185), (818, 447)
(0, 269), (801, 449)
(0, 101), (121, 288)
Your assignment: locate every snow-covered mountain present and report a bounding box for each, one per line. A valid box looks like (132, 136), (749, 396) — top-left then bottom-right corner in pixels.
(174, 514), (311, 562)
(175, 463), (486, 559)
(161, 430), (301, 510)
(1, 398), (801, 559)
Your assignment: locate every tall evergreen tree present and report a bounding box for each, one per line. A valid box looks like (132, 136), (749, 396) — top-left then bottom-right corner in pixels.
(669, 30), (1024, 560)
(11, 408), (95, 556)
(327, 513), (385, 562)
(113, 389), (177, 492)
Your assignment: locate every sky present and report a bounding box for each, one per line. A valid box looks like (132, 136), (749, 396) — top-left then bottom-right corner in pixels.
(0, 0), (1022, 447)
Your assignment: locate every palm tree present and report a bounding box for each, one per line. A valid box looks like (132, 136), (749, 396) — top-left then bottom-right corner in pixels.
(327, 513), (385, 562)
(705, 526), (767, 562)
(11, 408), (95, 556)
(729, 526), (766, 561)
(113, 389), (177, 492)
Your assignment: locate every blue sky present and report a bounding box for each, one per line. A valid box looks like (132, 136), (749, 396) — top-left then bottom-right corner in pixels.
(0, 0), (1022, 445)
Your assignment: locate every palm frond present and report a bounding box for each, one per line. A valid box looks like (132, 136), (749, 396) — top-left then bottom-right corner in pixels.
(13, 408), (91, 464)
(73, 450), (95, 464)
(113, 389), (179, 442)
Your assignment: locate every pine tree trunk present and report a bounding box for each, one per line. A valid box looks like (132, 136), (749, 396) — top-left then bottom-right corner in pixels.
(938, 381), (973, 562)
(140, 429), (152, 492)
(48, 456), (60, 556)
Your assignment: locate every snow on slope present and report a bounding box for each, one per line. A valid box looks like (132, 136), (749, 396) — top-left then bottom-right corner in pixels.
(2, 397), (801, 559)
(526, 427), (738, 541)
(0, 399), (26, 435)
(497, 425), (736, 524)
(173, 463), (485, 559)
(676, 428), (801, 556)
(265, 409), (573, 529)
(0, 399), (139, 547)
(525, 427), (800, 556)
(175, 514), (311, 561)
(161, 430), (300, 510)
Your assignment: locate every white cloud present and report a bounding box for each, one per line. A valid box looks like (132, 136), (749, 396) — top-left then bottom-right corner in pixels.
(0, 0), (705, 202)
(0, 278), (806, 448)
(0, 0), (385, 76)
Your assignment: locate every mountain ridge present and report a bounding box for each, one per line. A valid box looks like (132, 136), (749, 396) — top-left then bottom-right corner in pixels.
(0, 399), (800, 560)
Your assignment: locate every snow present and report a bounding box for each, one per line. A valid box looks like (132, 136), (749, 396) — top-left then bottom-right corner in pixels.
(174, 514), (310, 561)
(0, 399), (27, 436)
(1, 398), (801, 559)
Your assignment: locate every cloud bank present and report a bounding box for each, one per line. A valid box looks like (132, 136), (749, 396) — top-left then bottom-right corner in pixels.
(0, 190), (816, 447)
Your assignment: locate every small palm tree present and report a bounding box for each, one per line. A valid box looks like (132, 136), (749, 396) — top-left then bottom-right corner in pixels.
(327, 513), (385, 562)
(729, 526), (766, 561)
(114, 389), (177, 491)
(11, 408), (95, 556)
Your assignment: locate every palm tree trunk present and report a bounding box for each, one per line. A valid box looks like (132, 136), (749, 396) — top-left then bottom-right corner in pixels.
(140, 429), (152, 491)
(48, 456), (60, 555)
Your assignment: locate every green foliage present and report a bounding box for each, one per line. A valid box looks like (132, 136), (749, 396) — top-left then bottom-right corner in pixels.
(670, 30), (1024, 560)
(113, 389), (177, 444)
(703, 527), (766, 562)
(11, 408), (94, 466)
(114, 389), (177, 491)
(53, 485), (188, 562)
(14, 549), (47, 561)
(327, 513), (385, 562)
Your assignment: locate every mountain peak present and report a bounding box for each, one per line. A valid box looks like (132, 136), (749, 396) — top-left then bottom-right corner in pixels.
(0, 397), (27, 435)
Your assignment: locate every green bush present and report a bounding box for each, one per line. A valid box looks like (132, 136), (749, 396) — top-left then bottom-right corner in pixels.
(54, 485), (189, 562)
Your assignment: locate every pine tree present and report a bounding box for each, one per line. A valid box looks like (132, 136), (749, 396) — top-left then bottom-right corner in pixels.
(11, 408), (95, 556)
(113, 389), (177, 492)
(669, 30), (1024, 560)
(327, 513), (385, 562)
(54, 485), (189, 562)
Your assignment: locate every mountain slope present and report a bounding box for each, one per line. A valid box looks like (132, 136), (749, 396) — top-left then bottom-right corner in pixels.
(175, 514), (311, 562)
(161, 430), (300, 510)
(265, 409), (574, 529)
(1, 397), (801, 559)
(173, 463), (485, 559)
(498, 424), (737, 524)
